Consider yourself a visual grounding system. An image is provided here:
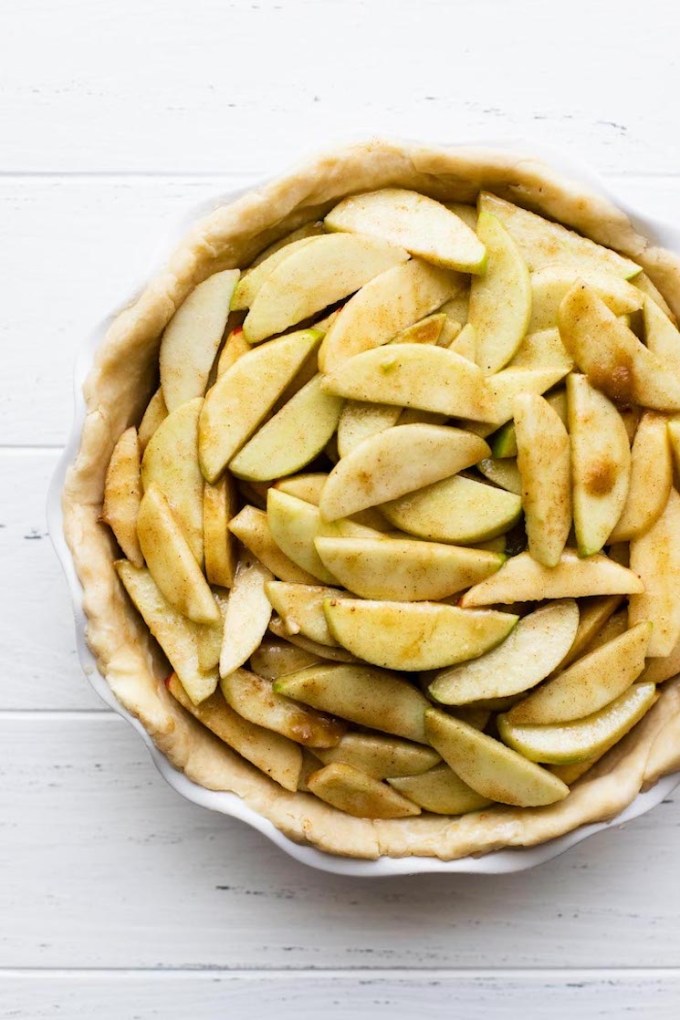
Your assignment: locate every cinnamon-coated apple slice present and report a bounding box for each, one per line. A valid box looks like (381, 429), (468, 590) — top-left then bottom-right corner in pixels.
(266, 490), (337, 584)
(388, 764), (491, 815)
(231, 236), (322, 311)
(609, 412), (672, 542)
(203, 474), (238, 588)
(265, 581), (344, 647)
(102, 427), (144, 567)
(137, 388), (168, 452)
(629, 488), (680, 656)
(228, 505), (318, 585)
(219, 554), (273, 677)
(268, 616), (360, 664)
(314, 732), (440, 779)
(529, 266), (642, 332)
(307, 762), (421, 819)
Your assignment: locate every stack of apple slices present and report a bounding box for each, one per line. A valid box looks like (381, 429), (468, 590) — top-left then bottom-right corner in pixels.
(102, 186), (680, 821)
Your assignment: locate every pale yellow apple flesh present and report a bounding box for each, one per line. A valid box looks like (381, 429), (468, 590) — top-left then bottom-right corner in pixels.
(137, 388), (168, 452)
(320, 424), (490, 521)
(231, 236), (321, 311)
(337, 401), (401, 457)
(249, 637), (323, 680)
(388, 763), (491, 814)
(642, 295), (680, 369)
(216, 326), (251, 377)
(609, 412), (672, 542)
(393, 312), (447, 345)
(668, 419), (680, 475)
(629, 488), (680, 656)
(199, 328), (322, 483)
(219, 554), (273, 677)
(249, 221), (325, 267)
(324, 598), (518, 672)
(448, 321), (476, 359)
(243, 234), (408, 344)
(429, 600), (579, 705)
(314, 732), (440, 779)
(203, 474), (238, 588)
(268, 616), (361, 664)
(498, 682), (657, 764)
(274, 663), (431, 742)
(425, 709), (569, 807)
(228, 505), (318, 584)
(492, 388), (566, 458)
(266, 489), (337, 584)
(382, 474), (522, 544)
(484, 365), (570, 426)
(307, 762), (421, 819)
(168, 673), (302, 791)
(529, 266), (642, 332)
(557, 595), (624, 669)
(635, 273), (676, 320)
(468, 210), (531, 374)
(265, 581), (343, 646)
(160, 269), (239, 411)
(461, 549), (644, 606)
(275, 473), (328, 506)
(101, 427), (144, 567)
(195, 591), (228, 671)
(477, 457), (522, 495)
(509, 328), (573, 371)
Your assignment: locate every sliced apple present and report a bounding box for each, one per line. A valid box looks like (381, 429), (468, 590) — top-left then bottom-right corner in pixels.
(220, 668), (344, 747)
(382, 474), (521, 544)
(492, 388), (566, 459)
(274, 663), (431, 742)
(141, 396), (204, 564)
(461, 549), (643, 607)
(558, 283), (680, 410)
(506, 621), (651, 725)
(249, 221), (325, 267)
(321, 343), (489, 420)
(468, 210), (531, 374)
(393, 312), (448, 345)
(275, 473), (328, 506)
(583, 607), (629, 656)
(315, 535), (503, 602)
(249, 638), (322, 680)
(629, 488), (680, 656)
(231, 236), (322, 311)
(315, 732), (440, 779)
(568, 373), (630, 556)
(636, 273), (676, 321)
(195, 591), (228, 671)
(203, 474), (238, 589)
(167, 673), (301, 790)
(266, 490), (336, 584)
(498, 682), (657, 764)
(116, 561), (218, 703)
(218, 554), (273, 676)
(484, 366), (570, 426)
(320, 424), (490, 521)
(138, 388), (168, 452)
(425, 709), (568, 807)
(558, 595), (623, 669)
(102, 427), (144, 567)
(318, 259), (461, 372)
(478, 192), (641, 279)
(228, 505), (318, 584)
(440, 291), (470, 327)
(447, 321), (475, 359)
(216, 326), (251, 378)
(514, 393), (571, 566)
(243, 234), (408, 344)
(388, 764), (491, 814)
(643, 295), (680, 367)
(324, 598), (517, 672)
(325, 188), (486, 272)
(530, 266), (642, 332)
(265, 581), (343, 646)
(199, 328), (321, 482)
(640, 628), (680, 685)
(336, 402), (402, 457)
(307, 762), (421, 819)
(137, 485), (219, 625)
(477, 457), (522, 495)
(608, 412), (671, 542)
(160, 269), (239, 411)
(429, 600), (579, 705)
(510, 328), (573, 371)
(268, 617), (360, 664)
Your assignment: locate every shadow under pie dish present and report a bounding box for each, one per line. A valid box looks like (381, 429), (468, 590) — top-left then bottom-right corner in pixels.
(57, 139), (680, 866)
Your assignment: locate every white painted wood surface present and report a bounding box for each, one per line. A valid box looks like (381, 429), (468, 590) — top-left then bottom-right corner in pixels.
(2, 0), (680, 1014)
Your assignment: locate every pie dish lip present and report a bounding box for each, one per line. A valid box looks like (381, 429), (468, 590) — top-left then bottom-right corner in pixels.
(47, 138), (680, 877)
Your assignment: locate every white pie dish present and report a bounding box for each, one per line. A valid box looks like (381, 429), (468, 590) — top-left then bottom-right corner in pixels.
(48, 139), (680, 876)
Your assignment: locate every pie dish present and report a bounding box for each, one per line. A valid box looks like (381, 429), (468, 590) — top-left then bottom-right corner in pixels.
(56, 139), (680, 866)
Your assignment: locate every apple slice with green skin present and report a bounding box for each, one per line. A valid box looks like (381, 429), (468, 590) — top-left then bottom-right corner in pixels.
(266, 490), (336, 584)
(492, 388), (567, 458)
(219, 554), (273, 677)
(307, 762), (421, 819)
(315, 536), (503, 602)
(498, 682), (657, 764)
(558, 284), (680, 410)
(250, 638), (323, 680)
(167, 673), (301, 790)
(228, 505), (318, 584)
(322, 343), (490, 420)
(116, 562), (218, 703)
(320, 424), (490, 521)
(274, 663), (431, 742)
(231, 236), (321, 311)
(477, 457), (522, 495)
(484, 365), (570, 426)
(199, 328), (322, 483)
(629, 488), (680, 656)
(468, 210), (531, 374)
(557, 595), (623, 670)
(608, 412), (672, 542)
(102, 427), (144, 567)
(509, 328), (573, 371)
(388, 764), (491, 815)
(315, 732), (440, 779)
(425, 709), (569, 807)
(229, 375), (343, 482)
(243, 234), (408, 344)
(141, 396), (204, 565)
(268, 617), (360, 664)
(568, 373), (630, 556)
(325, 188), (486, 273)
(275, 473), (328, 506)
(216, 326), (250, 378)
(506, 621), (651, 725)
(324, 598), (517, 672)
(529, 266), (642, 332)
(382, 475), (522, 545)
(514, 393), (571, 567)
(220, 668), (345, 748)
(428, 600), (579, 706)
(137, 485), (220, 625)
(461, 549), (644, 607)
(478, 192), (641, 279)
(265, 581), (343, 646)
(138, 388), (168, 452)
(203, 474), (238, 589)
(337, 402), (401, 458)
(318, 259), (461, 373)
(249, 221), (325, 267)
(160, 269), (239, 411)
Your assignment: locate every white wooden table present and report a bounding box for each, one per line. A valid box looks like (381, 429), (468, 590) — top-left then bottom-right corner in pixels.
(2, 0), (680, 1015)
